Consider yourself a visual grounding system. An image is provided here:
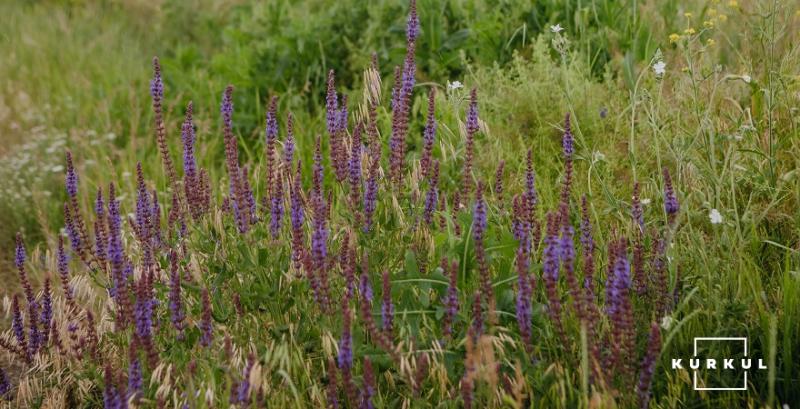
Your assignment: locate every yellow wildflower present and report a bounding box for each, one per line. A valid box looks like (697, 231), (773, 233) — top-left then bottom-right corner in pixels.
(684, 12), (693, 18)
(718, 14), (728, 22)
(728, 0), (738, 8)
(669, 33), (681, 43)
(684, 27), (696, 35)
(708, 8), (718, 16)
(704, 20), (715, 28)
(706, 38), (716, 46)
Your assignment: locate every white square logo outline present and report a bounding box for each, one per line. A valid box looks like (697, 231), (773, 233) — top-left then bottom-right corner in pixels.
(692, 337), (748, 391)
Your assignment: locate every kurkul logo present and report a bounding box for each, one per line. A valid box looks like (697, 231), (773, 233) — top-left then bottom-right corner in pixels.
(670, 337), (767, 391)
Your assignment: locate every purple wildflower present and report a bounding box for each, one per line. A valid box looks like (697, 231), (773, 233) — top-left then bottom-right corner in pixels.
(637, 322), (662, 409)
(349, 123), (363, 211)
(182, 102), (197, 189)
(236, 355), (255, 404)
(40, 278), (53, 342)
(542, 213), (564, 340)
(103, 364), (121, 409)
(406, 0), (419, 43)
(472, 183), (487, 241)
(65, 150), (78, 199)
(290, 161), (305, 268)
(337, 301), (353, 371)
(359, 272), (374, 303)
(0, 366), (10, 398)
(420, 89), (436, 178)
(11, 296), (25, 351)
(423, 160), (439, 226)
(362, 158), (379, 232)
(525, 150), (538, 219)
(326, 70), (339, 136)
(284, 112), (296, 166)
(381, 270), (394, 336)
(265, 96), (279, 193)
(270, 171), (285, 239)
(168, 251), (185, 338)
(515, 218), (533, 348)
(460, 89), (478, 203)
(442, 259), (459, 338)
(57, 237), (74, 305)
(128, 347), (143, 401)
(360, 358), (376, 409)
(200, 288), (213, 347)
(663, 167), (679, 223)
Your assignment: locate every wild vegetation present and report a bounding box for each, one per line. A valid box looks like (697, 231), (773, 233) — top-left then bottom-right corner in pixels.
(0, 0), (798, 408)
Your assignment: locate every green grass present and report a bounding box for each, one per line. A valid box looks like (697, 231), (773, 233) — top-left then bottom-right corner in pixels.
(1, 0), (799, 407)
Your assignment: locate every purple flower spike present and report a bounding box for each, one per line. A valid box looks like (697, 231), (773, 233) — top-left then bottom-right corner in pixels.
(168, 251), (185, 338)
(423, 160), (439, 226)
(562, 112), (574, 159)
(442, 259), (459, 338)
(290, 161), (305, 268)
(420, 89), (436, 178)
(471, 183), (487, 242)
(270, 171), (285, 239)
(360, 357), (376, 409)
(381, 270), (394, 336)
(57, 237), (74, 304)
(337, 301), (353, 371)
(285, 112), (296, 166)
(326, 70), (339, 136)
(406, 0), (420, 43)
(637, 322), (662, 409)
(103, 365), (121, 409)
(359, 272), (373, 303)
(525, 150), (538, 215)
(128, 347), (143, 401)
(200, 288), (213, 347)
(349, 123), (363, 210)
(11, 296), (26, 351)
(40, 278), (53, 341)
(0, 367), (10, 398)
(362, 158), (379, 232)
(65, 151), (78, 199)
(663, 167), (679, 223)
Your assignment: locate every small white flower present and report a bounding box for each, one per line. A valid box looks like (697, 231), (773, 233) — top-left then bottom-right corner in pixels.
(50, 165), (64, 173)
(447, 81), (463, 91)
(741, 74), (751, 83)
(709, 208), (723, 224)
(592, 151), (606, 163)
(550, 24), (564, 33)
(660, 315), (674, 330)
(653, 60), (667, 76)
(641, 198), (652, 205)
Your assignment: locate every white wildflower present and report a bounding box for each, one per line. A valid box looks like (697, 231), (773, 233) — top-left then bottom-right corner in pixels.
(50, 165), (64, 173)
(741, 74), (751, 83)
(447, 81), (463, 91)
(641, 198), (652, 205)
(550, 24), (564, 33)
(653, 60), (667, 76)
(660, 315), (674, 330)
(709, 208), (723, 224)
(592, 151), (606, 163)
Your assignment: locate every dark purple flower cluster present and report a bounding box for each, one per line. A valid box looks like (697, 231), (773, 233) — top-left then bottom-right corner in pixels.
(423, 160), (439, 226)
(442, 259), (459, 338)
(200, 288), (213, 347)
(381, 270), (394, 336)
(420, 89), (436, 178)
(662, 167), (679, 224)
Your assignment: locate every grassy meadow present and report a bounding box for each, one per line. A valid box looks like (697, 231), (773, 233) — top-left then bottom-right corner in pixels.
(0, 0), (799, 407)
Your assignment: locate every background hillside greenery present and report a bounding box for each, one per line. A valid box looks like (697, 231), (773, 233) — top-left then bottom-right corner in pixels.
(0, 0), (798, 407)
